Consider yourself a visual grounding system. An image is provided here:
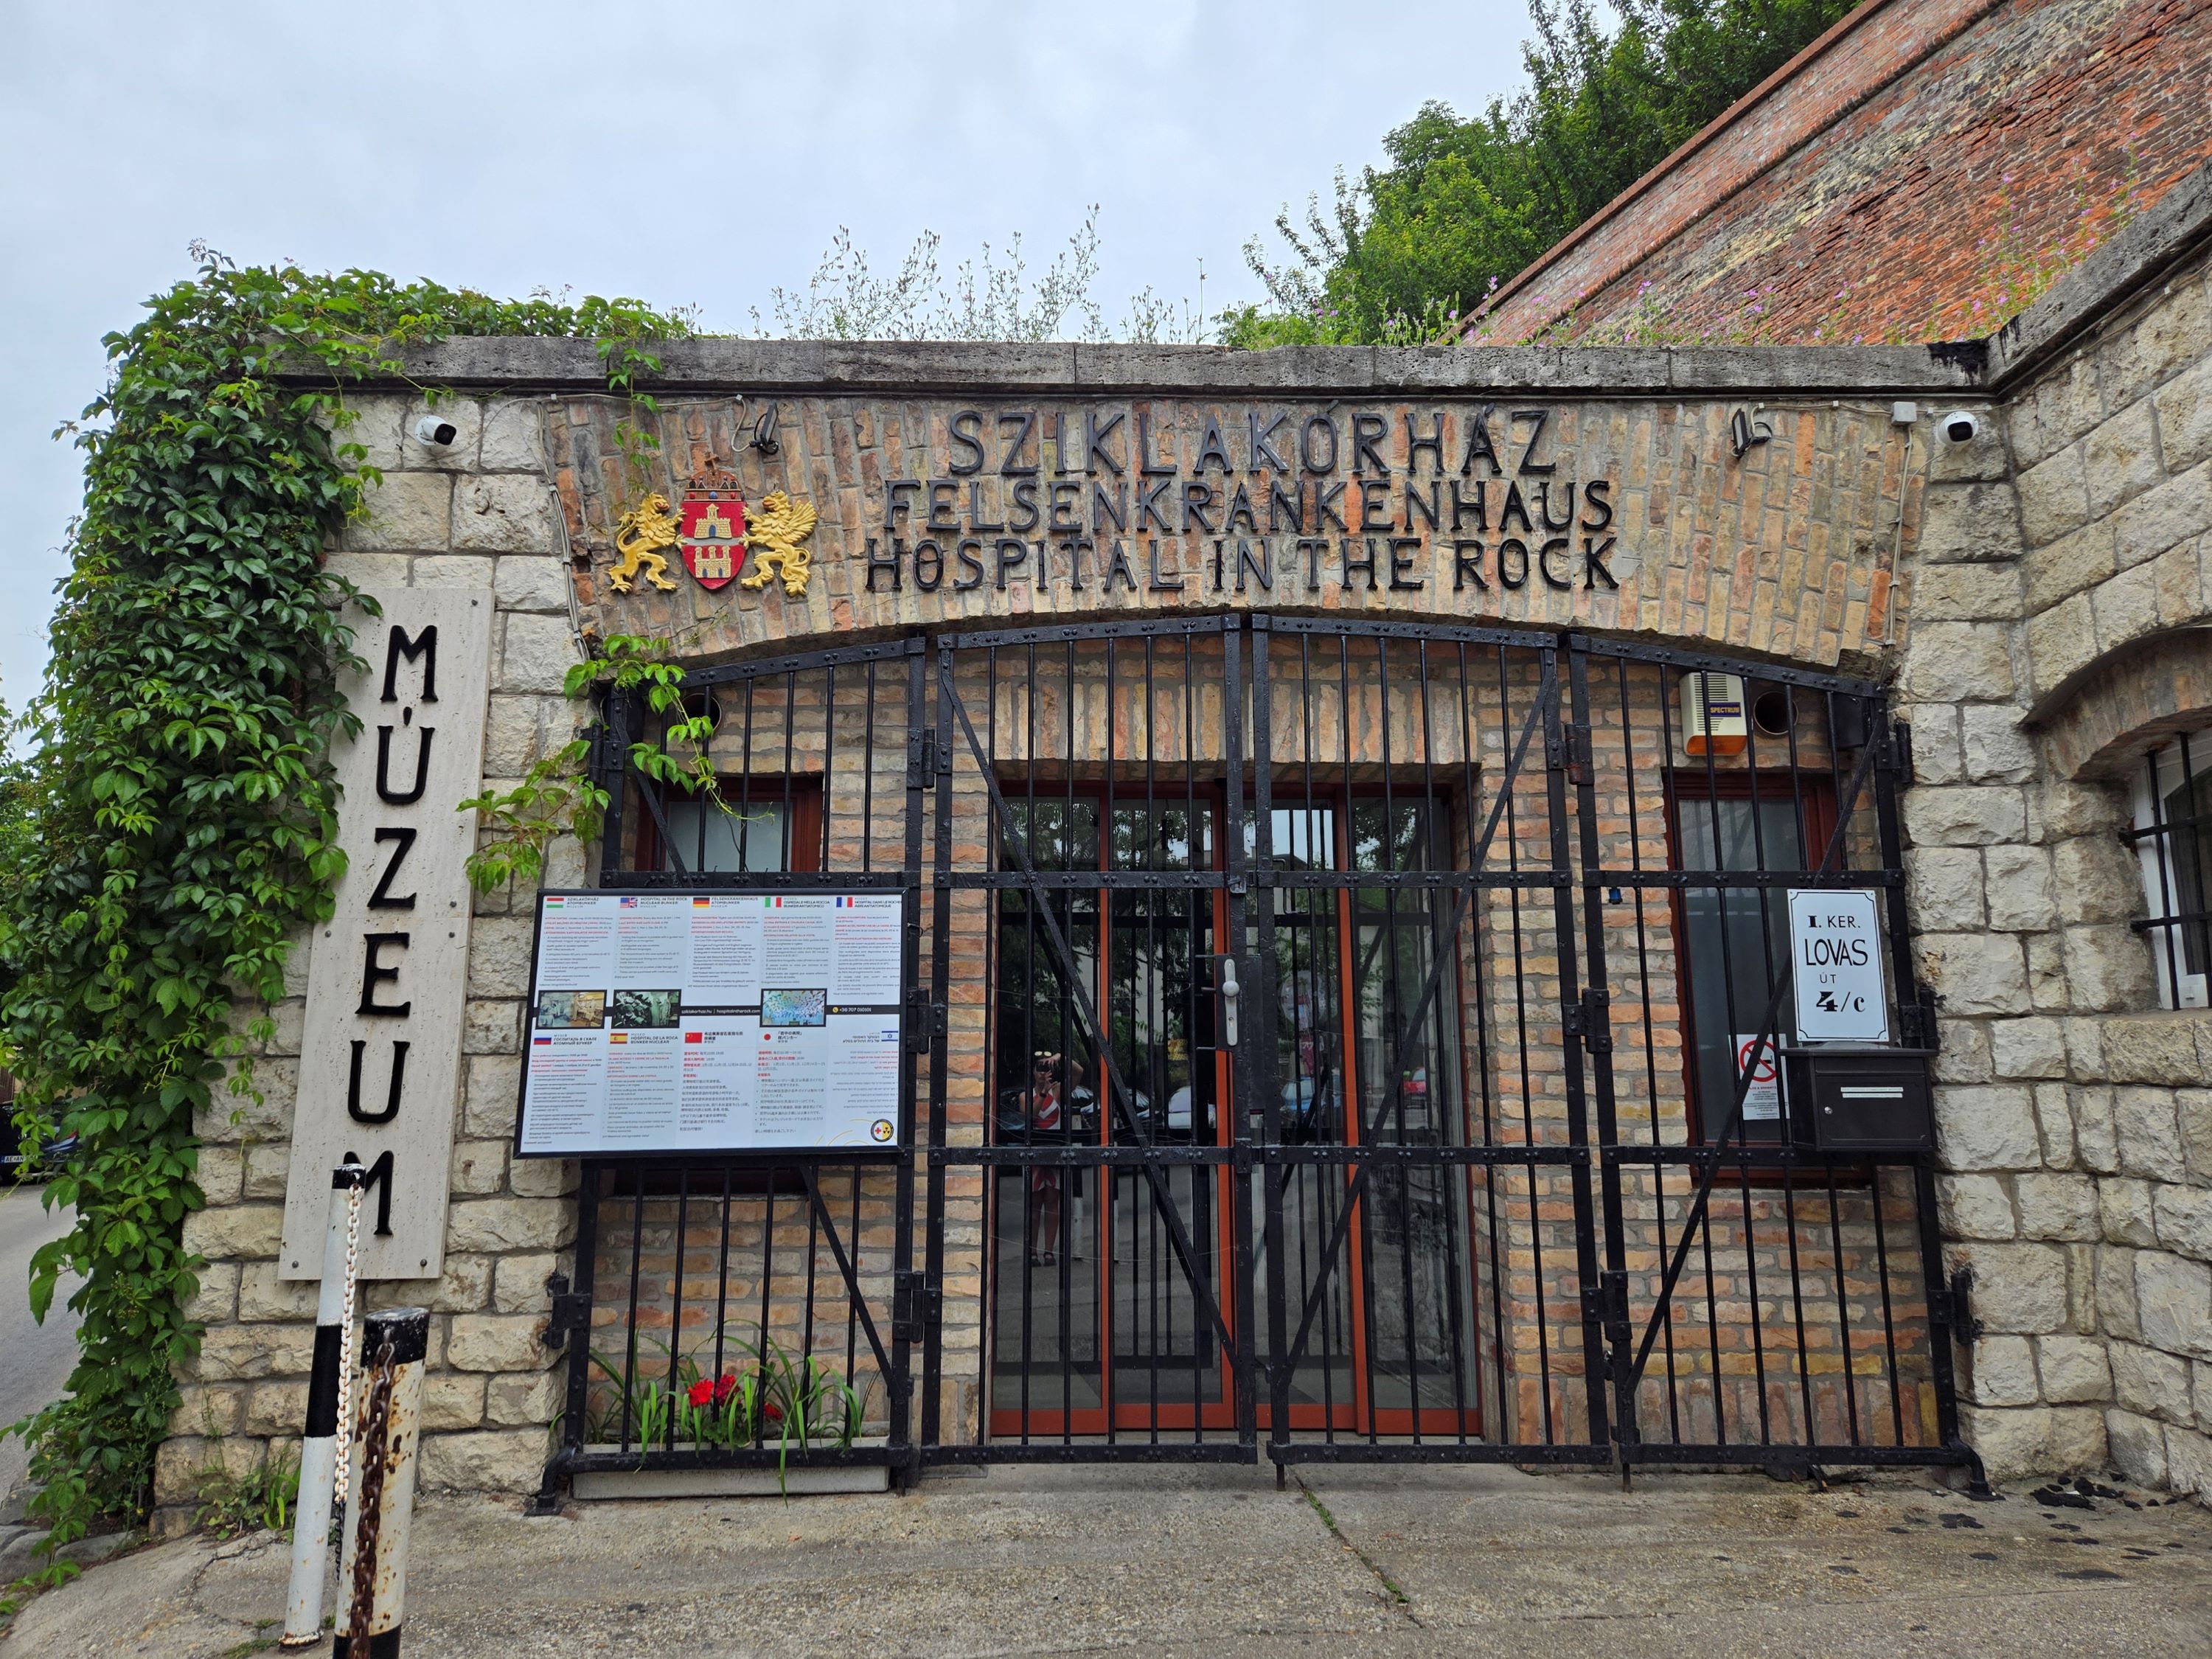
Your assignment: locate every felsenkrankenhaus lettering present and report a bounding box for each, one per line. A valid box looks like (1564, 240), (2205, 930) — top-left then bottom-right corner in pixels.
(858, 404), (1621, 599)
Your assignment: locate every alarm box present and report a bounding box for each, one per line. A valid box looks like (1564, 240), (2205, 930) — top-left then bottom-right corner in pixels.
(1781, 1044), (1936, 1153)
(1680, 671), (1748, 759)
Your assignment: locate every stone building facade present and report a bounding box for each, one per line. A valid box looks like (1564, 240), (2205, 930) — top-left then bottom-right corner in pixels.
(151, 164), (2212, 1526)
(1913, 173), (2212, 1489)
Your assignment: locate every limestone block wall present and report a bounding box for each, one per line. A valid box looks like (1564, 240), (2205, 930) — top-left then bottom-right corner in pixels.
(147, 271), (2212, 1513)
(154, 392), (588, 1531)
(1900, 228), (2212, 1496)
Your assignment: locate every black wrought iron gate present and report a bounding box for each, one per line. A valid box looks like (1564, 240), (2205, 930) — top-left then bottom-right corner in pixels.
(538, 613), (1979, 1502)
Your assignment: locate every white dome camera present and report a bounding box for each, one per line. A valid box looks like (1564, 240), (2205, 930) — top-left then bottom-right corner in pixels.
(414, 414), (459, 448)
(1938, 411), (1980, 444)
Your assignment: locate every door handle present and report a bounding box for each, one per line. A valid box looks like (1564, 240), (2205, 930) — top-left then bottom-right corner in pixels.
(1220, 955), (1240, 1048)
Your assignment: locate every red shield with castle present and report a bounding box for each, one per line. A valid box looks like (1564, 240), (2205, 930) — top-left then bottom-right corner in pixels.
(678, 465), (748, 591)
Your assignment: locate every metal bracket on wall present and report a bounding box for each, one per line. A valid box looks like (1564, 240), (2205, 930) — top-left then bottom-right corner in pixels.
(1933, 1267), (1983, 1346)
(1728, 407), (1773, 458)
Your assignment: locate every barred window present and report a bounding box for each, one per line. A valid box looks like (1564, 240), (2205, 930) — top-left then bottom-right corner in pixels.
(2130, 733), (2211, 1010)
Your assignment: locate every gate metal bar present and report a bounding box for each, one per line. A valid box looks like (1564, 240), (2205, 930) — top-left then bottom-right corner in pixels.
(535, 638), (925, 1504)
(535, 611), (1972, 1498)
(1574, 633), (1979, 1486)
(1253, 625), (1616, 1468)
(923, 616), (1256, 1461)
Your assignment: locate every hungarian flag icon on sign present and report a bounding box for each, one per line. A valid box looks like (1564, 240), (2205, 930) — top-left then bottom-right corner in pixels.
(678, 463), (748, 591)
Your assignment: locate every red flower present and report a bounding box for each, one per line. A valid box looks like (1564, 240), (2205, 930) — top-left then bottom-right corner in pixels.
(712, 1374), (738, 1405)
(686, 1378), (714, 1408)
(763, 1401), (783, 1422)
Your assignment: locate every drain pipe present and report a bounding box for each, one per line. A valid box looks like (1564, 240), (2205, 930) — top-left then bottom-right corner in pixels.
(280, 1161), (366, 1648)
(335, 1307), (428, 1657)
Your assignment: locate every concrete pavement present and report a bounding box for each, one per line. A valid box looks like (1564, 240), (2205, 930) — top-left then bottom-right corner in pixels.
(0, 1186), (78, 1506)
(8, 1463), (2212, 1655)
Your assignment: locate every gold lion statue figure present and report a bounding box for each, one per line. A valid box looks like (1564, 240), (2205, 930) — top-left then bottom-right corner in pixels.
(610, 493), (681, 593)
(739, 491), (820, 598)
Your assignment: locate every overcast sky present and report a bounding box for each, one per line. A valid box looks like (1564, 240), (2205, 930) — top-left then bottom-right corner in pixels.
(0, 0), (1532, 708)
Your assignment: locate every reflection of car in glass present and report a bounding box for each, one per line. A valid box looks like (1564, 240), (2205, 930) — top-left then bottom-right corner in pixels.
(1161, 1085), (1220, 1138)
(1273, 1075), (1335, 1142)
(0, 1079), (75, 1180)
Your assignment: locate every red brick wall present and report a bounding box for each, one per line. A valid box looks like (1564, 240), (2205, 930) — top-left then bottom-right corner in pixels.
(1474, 0), (2212, 346)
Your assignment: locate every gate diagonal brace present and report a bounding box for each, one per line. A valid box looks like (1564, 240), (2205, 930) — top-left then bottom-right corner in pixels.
(1622, 732), (1886, 1396)
(799, 1166), (898, 1387)
(1279, 661), (1557, 1380)
(942, 664), (1241, 1370)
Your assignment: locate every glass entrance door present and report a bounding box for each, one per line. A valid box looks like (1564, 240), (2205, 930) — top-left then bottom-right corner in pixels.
(988, 791), (1235, 1436)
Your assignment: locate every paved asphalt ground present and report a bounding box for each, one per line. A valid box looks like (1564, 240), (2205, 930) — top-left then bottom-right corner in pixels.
(0, 1185), (77, 1507)
(10, 1463), (2212, 1655)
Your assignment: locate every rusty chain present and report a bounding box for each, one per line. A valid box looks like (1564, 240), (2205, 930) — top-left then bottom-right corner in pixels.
(342, 1338), (397, 1652)
(331, 1179), (364, 1516)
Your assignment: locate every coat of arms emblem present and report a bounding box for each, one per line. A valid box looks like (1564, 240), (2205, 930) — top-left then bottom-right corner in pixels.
(677, 464), (748, 591)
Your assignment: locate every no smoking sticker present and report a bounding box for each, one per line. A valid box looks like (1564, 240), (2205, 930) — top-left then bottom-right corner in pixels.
(1732, 1032), (1784, 1120)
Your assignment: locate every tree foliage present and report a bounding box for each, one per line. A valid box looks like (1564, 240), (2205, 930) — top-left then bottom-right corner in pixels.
(1228, 0), (1860, 345)
(0, 253), (687, 1559)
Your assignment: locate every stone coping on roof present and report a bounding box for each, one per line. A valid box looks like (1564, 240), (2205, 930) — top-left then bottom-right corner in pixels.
(294, 337), (1989, 397)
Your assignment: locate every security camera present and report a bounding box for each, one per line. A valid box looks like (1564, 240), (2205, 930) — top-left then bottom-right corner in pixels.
(414, 414), (459, 448)
(1938, 411), (1980, 444)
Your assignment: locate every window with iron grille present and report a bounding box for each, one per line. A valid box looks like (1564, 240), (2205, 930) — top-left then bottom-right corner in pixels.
(2130, 732), (2212, 1010)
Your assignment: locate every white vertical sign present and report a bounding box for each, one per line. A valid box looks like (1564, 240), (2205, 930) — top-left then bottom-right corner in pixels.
(280, 591), (493, 1280)
(1787, 888), (1890, 1043)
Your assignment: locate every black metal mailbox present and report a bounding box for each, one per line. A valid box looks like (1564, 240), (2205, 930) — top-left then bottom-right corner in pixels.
(1781, 1044), (1937, 1152)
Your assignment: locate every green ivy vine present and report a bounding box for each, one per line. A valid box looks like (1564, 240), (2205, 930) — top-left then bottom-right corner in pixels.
(459, 633), (729, 894)
(0, 251), (689, 1562)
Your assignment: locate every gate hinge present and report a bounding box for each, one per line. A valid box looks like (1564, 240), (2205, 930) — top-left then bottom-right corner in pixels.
(1548, 724), (1593, 782)
(1879, 720), (1914, 785)
(893, 1270), (941, 1344)
(1564, 987), (1611, 1052)
(1580, 1272), (1630, 1330)
(906, 990), (943, 1051)
(1933, 1267), (1982, 1345)
(908, 730), (937, 790)
(1583, 1271), (1633, 1374)
(544, 1271), (588, 1351)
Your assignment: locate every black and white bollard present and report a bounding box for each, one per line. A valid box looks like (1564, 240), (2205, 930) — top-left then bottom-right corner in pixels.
(335, 1307), (427, 1658)
(281, 1161), (366, 1649)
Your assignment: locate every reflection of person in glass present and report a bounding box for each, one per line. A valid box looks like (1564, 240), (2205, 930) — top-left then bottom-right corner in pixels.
(1025, 1051), (1063, 1266)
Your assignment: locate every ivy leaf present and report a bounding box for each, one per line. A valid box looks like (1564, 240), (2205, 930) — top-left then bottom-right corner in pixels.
(2, 257), (688, 1540)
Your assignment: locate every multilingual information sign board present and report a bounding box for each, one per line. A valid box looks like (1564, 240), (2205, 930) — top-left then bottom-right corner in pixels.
(514, 890), (905, 1156)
